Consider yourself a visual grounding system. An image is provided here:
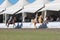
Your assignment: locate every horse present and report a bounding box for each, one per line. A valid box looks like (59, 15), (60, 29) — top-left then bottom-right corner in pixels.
(6, 16), (17, 28)
(31, 18), (37, 29)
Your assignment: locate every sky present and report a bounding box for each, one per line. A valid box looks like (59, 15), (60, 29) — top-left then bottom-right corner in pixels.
(27, 0), (35, 3)
(0, 0), (4, 5)
(8, 0), (19, 4)
(0, 0), (54, 5)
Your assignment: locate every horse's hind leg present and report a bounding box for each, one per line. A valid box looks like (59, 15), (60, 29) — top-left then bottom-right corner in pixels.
(13, 23), (15, 28)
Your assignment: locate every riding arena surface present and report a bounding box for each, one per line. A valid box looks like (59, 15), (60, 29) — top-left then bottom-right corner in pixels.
(0, 28), (60, 40)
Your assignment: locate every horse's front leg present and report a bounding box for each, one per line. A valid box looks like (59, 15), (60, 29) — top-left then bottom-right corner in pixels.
(7, 23), (9, 28)
(13, 23), (16, 28)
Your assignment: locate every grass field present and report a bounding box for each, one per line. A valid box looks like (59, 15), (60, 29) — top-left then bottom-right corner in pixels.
(0, 28), (60, 40)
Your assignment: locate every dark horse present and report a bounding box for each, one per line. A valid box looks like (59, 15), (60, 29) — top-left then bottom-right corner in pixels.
(6, 16), (17, 28)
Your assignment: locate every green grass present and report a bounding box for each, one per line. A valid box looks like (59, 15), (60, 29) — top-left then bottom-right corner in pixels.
(0, 29), (60, 40)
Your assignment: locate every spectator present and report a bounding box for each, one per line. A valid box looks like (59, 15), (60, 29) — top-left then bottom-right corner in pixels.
(56, 17), (60, 21)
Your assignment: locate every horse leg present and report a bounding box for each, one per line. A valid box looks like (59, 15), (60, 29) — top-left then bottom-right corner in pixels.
(13, 24), (14, 28)
(7, 23), (9, 28)
(13, 23), (15, 28)
(12, 20), (16, 28)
